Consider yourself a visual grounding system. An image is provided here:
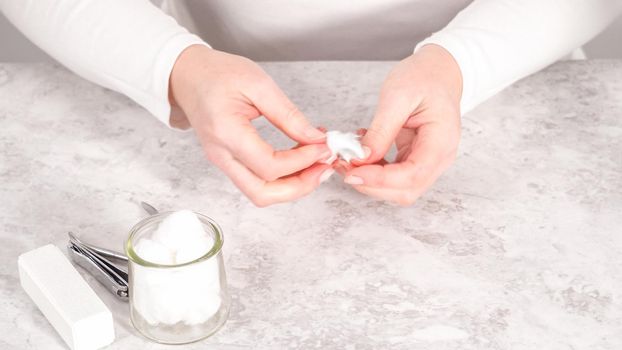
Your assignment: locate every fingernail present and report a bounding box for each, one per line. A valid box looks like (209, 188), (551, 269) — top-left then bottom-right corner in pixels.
(355, 146), (372, 161)
(344, 175), (364, 185)
(321, 154), (337, 165)
(319, 169), (335, 183)
(319, 149), (333, 160)
(304, 126), (326, 140)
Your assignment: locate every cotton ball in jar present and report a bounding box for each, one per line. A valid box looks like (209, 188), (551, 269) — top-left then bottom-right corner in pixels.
(151, 210), (206, 252)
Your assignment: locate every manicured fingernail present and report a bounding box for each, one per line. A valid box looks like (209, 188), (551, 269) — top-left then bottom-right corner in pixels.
(304, 126), (326, 140)
(319, 149), (333, 160)
(319, 169), (335, 183)
(321, 154), (337, 165)
(344, 175), (364, 185)
(355, 146), (372, 161)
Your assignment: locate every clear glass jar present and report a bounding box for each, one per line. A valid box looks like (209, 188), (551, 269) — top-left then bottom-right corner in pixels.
(125, 212), (230, 344)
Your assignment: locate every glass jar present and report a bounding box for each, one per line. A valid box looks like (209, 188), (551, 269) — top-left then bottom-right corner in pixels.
(125, 212), (230, 344)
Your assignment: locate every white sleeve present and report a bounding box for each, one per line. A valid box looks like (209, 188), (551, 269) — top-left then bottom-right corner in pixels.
(415, 0), (622, 114)
(0, 0), (209, 127)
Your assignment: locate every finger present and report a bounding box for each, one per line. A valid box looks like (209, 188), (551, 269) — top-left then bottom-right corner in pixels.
(247, 78), (326, 144)
(223, 119), (331, 181)
(345, 122), (455, 189)
(350, 184), (421, 206)
(218, 152), (333, 207)
(334, 162), (348, 177)
(333, 159), (354, 177)
(344, 162), (416, 188)
(358, 91), (422, 163)
(394, 128), (416, 162)
(335, 153), (388, 177)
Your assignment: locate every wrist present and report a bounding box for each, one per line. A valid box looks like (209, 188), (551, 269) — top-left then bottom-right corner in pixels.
(415, 44), (463, 107)
(169, 45), (214, 121)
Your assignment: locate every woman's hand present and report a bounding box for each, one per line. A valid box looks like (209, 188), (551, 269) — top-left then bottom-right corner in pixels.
(341, 44), (462, 206)
(170, 45), (333, 207)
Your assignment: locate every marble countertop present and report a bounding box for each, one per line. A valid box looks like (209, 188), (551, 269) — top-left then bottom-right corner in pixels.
(1, 60), (621, 349)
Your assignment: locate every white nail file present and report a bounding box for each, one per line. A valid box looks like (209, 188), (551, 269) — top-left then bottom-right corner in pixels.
(18, 244), (115, 350)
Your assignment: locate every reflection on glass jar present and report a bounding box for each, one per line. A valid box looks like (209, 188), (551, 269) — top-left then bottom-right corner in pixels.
(125, 212), (230, 344)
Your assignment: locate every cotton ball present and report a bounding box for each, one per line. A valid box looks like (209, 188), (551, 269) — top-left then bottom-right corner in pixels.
(151, 283), (185, 325)
(326, 130), (365, 163)
(183, 307), (207, 326)
(195, 258), (222, 288)
(151, 210), (206, 252)
(132, 253), (178, 325)
(177, 259), (221, 298)
(132, 210), (223, 326)
(133, 238), (175, 265)
(199, 293), (222, 319)
(189, 293), (222, 324)
(132, 266), (158, 325)
(181, 288), (222, 325)
(132, 265), (180, 325)
(175, 235), (215, 264)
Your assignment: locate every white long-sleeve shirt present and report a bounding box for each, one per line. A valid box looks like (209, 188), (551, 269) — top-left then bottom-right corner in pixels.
(2, 0), (621, 126)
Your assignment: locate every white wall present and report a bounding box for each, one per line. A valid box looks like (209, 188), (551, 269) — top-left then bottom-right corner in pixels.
(1, 12), (621, 62)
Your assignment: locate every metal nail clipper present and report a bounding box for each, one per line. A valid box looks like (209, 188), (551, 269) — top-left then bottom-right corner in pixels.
(67, 201), (159, 301)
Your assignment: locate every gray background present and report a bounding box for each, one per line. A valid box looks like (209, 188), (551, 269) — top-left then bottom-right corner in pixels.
(1, 13), (621, 62)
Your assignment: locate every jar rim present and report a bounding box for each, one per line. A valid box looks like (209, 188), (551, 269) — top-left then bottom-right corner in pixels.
(125, 211), (224, 268)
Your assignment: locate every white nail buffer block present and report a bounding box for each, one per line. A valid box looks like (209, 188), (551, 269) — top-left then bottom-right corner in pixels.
(18, 244), (115, 350)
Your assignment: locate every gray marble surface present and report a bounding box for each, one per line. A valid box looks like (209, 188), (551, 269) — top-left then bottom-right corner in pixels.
(1, 60), (621, 349)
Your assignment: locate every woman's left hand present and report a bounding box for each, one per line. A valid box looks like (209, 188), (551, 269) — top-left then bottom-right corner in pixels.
(340, 44), (463, 206)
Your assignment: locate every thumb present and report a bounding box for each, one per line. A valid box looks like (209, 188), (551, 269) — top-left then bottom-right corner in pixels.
(359, 93), (416, 163)
(249, 77), (326, 144)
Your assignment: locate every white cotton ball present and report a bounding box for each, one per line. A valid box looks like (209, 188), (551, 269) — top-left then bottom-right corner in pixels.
(325, 130), (365, 163)
(132, 268), (158, 325)
(151, 210), (206, 252)
(175, 235), (215, 264)
(133, 266), (180, 325)
(200, 259), (222, 285)
(151, 284), (184, 325)
(175, 260), (220, 298)
(197, 293), (222, 323)
(183, 307), (206, 326)
(132, 210), (223, 326)
(183, 290), (222, 325)
(133, 238), (175, 265)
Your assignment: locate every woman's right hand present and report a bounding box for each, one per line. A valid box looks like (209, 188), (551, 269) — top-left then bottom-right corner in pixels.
(169, 45), (334, 207)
